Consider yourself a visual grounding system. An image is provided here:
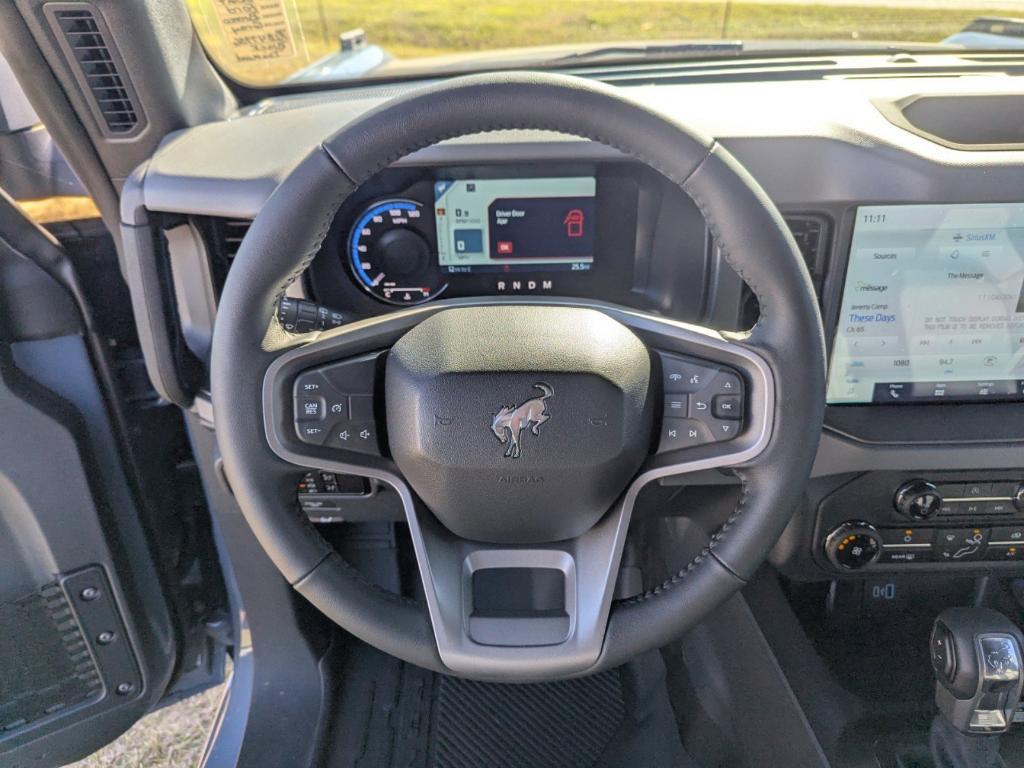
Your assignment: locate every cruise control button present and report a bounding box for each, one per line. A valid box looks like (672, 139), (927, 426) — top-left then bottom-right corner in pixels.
(323, 391), (348, 419)
(659, 353), (718, 394)
(295, 397), (325, 421)
(294, 370), (327, 396)
(659, 418), (713, 452)
(296, 423), (329, 445)
(712, 394), (742, 420)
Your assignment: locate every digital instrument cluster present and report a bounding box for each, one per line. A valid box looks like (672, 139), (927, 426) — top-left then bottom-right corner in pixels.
(338, 168), (645, 308)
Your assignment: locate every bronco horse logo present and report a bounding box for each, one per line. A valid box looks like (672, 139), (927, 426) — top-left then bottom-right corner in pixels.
(491, 383), (553, 458)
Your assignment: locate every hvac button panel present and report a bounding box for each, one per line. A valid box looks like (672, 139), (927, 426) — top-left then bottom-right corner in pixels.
(828, 521), (1024, 568)
(657, 352), (744, 453)
(292, 353), (381, 455)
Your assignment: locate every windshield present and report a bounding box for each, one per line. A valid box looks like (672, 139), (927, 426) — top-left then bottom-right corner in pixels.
(185, 0), (1024, 86)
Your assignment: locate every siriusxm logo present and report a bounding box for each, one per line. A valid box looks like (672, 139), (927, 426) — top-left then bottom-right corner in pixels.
(856, 282), (889, 293)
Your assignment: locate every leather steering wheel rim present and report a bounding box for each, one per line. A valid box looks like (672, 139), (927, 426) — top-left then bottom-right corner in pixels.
(211, 71), (826, 681)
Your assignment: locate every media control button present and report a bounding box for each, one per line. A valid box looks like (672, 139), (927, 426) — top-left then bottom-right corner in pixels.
(712, 394), (743, 420)
(326, 421), (379, 455)
(708, 370), (743, 397)
(659, 418), (713, 452)
(964, 482), (992, 499)
(663, 394), (688, 416)
(983, 500), (1015, 515)
(894, 480), (943, 520)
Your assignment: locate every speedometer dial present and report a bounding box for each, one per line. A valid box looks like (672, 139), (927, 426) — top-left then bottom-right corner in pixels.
(348, 199), (446, 305)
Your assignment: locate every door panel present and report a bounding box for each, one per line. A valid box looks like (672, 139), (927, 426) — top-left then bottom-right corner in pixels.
(0, 194), (225, 766)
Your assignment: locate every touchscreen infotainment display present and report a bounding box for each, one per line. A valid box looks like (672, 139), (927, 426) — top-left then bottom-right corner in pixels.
(827, 203), (1024, 404)
(434, 177), (596, 273)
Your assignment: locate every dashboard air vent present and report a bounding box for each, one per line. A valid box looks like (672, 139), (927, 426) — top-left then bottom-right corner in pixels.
(218, 219), (252, 261)
(47, 4), (141, 136)
(190, 217), (253, 291)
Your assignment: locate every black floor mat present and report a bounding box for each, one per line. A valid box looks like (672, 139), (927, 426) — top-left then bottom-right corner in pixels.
(318, 638), (695, 768)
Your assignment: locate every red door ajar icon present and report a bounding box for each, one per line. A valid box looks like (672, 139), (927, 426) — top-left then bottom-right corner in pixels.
(564, 209), (585, 238)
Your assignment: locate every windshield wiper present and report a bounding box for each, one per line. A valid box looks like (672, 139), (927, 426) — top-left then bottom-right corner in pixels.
(547, 41), (744, 64)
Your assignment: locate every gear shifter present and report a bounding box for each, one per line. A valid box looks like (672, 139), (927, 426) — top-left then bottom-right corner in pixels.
(929, 608), (1024, 768)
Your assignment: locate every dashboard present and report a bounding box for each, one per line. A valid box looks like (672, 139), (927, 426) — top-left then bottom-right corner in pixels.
(119, 58), (1024, 584)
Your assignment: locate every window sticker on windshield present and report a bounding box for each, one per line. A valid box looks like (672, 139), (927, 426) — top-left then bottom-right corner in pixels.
(210, 0), (302, 64)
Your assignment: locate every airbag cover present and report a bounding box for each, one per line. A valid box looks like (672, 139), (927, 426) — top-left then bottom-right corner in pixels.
(385, 306), (652, 543)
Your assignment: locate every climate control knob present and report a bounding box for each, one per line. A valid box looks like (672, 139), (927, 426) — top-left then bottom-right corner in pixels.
(894, 480), (942, 520)
(824, 521), (882, 571)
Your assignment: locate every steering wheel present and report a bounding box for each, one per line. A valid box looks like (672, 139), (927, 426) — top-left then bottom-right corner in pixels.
(211, 72), (825, 682)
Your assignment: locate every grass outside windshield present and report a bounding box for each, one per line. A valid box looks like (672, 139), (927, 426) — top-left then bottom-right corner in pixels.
(186, 0), (1024, 86)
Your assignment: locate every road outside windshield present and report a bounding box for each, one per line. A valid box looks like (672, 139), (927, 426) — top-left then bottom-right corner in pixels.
(186, 0), (1024, 85)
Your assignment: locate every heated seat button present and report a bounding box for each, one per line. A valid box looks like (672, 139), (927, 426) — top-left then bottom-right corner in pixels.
(659, 418), (713, 452)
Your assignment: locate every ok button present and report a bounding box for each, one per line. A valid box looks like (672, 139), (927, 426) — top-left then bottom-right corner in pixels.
(659, 418), (713, 453)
